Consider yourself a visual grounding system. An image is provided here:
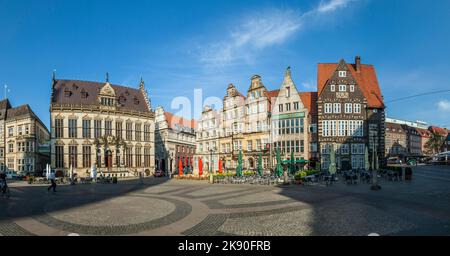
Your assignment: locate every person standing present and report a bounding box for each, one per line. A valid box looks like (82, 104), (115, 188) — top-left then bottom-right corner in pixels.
(47, 171), (56, 192)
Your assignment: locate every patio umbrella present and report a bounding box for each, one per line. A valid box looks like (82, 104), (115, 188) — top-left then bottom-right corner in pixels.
(218, 159), (223, 174)
(290, 151), (295, 175)
(257, 153), (263, 176)
(199, 158), (203, 176)
(178, 158), (183, 176)
(329, 144), (337, 174)
(236, 150), (243, 177)
(365, 145), (370, 172)
(275, 147), (283, 177)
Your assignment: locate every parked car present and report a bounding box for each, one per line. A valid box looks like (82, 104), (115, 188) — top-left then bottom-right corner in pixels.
(154, 170), (165, 177)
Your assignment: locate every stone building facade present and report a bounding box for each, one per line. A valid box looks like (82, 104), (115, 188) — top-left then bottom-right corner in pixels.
(195, 105), (221, 173)
(155, 106), (196, 175)
(0, 99), (50, 175)
(317, 56), (385, 170)
(218, 84), (246, 171)
(385, 122), (408, 157)
(50, 75), (155, 178)
(271, 68), (318, 166)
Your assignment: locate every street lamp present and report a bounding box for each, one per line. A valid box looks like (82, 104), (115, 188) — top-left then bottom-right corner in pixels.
(209, 147), (216, 173)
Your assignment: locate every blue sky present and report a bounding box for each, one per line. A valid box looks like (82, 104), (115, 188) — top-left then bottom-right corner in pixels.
(1, 0), (449, 128)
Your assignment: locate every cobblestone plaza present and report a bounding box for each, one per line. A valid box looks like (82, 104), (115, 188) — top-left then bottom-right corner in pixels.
(1, 165), (449, 236)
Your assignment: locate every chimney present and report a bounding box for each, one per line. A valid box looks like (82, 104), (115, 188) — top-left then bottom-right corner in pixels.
(355, 56), (361, 73)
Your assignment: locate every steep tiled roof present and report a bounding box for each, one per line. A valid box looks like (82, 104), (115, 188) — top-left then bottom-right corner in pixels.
(52, 79), (150, 112)
(164, 112), (197, 130)
(6, 104), (34, 118)
(386, 122), (406, 134)
(299, 92), (318, 115)
(416, 128), (431, 137)
(429, 126), (448, 136)
(0, 99), (11, 110)
(317, 62), (384, 108)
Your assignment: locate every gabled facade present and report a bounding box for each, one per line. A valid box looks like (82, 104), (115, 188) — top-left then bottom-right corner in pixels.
(317, 56), (385, 170)
(155, 106), (196, 175)
(219, 84), (246, 171)
(271, 68), (313, 165)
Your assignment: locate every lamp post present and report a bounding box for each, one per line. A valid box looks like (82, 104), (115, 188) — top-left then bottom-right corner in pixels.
(209, 147), (216, 174)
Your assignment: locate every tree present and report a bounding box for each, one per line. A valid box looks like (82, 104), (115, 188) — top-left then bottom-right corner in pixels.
(425, 131), (445, 154)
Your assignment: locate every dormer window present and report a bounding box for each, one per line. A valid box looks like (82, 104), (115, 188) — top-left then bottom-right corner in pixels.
(101, 97), (115, 106)
(81, 89), (88, 98)
(64, 88), (72, 97)
(118, 95), (126, 105)
(339, 71), (346, 77)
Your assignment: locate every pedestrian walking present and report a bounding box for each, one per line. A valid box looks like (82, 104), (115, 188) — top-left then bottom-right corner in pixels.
(47, 171), (56, 192)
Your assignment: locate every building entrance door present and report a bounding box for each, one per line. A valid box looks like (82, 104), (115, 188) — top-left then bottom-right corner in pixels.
(341, 159), (351, 171)
(105, 150), (113, 169)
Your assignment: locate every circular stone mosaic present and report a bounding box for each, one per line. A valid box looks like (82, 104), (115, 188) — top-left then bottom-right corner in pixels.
(34, 195), (192, 235)
(46, 196), (175, 227)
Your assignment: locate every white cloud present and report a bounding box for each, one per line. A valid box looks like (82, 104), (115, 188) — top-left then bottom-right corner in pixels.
(301, 80), (317, 91)
(198, 0), (357, 67)
(316, 0), (356, 13)
(437, 99), (450, 112)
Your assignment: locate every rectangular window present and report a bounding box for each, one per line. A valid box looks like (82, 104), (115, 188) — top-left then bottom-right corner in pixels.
(68, 119), (77, 138)
(285, 103), (291, 111)
(339, 84), (346, 92)
(322, 120), (329, 137)
(105, 121), (112, 136)
(330, 84), (335, 92)
(286, 87), (291, 97)
(350, 84), (355, 92)
(324, 103), (332, 113)
(247, 141), (252, 151)
(135, 123), (142, 141)
(55, 146), (64, 168)
(144, 147), (151, 167)
(144, 124), (151, 141)
(331, 120), (337, 136)
(8, 143), (13, 153)
(354, 104), (361, 113)
(82, 120), (91, 139)
(278, 104), (283, 112)
(116, 122), (123, 139)
(338, 120), (346, 136)
(256, 139), (262, 151)
(345, 103), (353, 113)
(351, 144), (365, 154)
(333, 103), (341, 113)
(69, 145), (77, 168)
(294, 102), (299, 110)
(126, 123), (133, 140)
(339, 71), (346, 77)
(125, 146), (133, 167)
(8, 127), (13, 137)
(94, 120), (102, 138)
(300, 140), (304, 153)
(55, 119), (63, 138)
(341, 144), (349, 155)
(82, 146), (91, 168)
(135, 147), (142, 167)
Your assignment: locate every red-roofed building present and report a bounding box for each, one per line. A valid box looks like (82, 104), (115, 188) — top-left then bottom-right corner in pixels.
(155, 106), (196, 175)
(317, 56), (386, 170)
